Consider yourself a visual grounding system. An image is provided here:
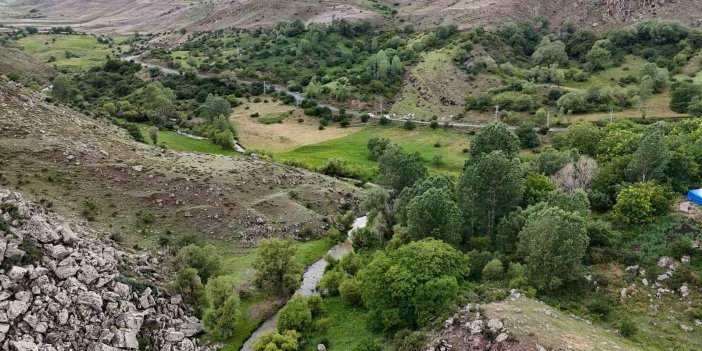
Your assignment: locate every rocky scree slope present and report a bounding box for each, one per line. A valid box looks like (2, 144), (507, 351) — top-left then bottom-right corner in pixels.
(0, 188), (203, 351)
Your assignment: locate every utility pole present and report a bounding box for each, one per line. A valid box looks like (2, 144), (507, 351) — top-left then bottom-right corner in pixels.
(494, 104), (500, 121)
(547, 110), (550, 129)
(263, 81), (267, 95)
(380, 100), (384, 116)
(609, 107), (613, 123)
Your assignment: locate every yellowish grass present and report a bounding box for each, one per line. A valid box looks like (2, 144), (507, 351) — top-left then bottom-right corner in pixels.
(230, 102), (362, 152)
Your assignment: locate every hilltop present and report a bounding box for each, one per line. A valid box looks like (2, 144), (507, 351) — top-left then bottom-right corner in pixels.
(1, 0), (701, 34)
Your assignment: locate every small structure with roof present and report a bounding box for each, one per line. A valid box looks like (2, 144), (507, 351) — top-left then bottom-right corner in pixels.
(686, 188), (702, 206)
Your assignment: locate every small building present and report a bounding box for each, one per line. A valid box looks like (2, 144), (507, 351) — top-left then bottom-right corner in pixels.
(686, 188), (702, 206)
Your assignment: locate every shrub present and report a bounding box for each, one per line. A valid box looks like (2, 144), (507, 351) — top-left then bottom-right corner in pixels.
(613, 182), (670, 226)
(318, 267), (346, 296)
(619, 320), (638, 338)
(482, 258), (504, 281)
(277, 295), (312, 332)
(306, 295), (324, 317)
(340, 278), (363, 307)
(319, 158), (351, 177)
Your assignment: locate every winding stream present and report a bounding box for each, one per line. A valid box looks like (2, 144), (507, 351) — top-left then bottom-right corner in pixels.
(240, 216), (368, 351)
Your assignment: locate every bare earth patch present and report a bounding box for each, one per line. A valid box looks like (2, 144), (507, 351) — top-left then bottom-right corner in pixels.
(231, 102), (362, 153)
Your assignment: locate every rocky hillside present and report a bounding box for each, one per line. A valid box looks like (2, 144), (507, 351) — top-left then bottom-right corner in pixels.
(426, 291), (643, 351)
(0, 76), (358, 248)
(0, 46), (55, 84)
(1, 0), (700, 34)
(0, 188), (203, 350)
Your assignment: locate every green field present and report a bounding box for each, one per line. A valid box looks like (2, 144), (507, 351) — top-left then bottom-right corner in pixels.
(303, 297), (386, 351)
(276, 125), (470, 179)
(564, 55), (647, 90)
(134, 123), (239, 156)
(15, 34), (130, 69)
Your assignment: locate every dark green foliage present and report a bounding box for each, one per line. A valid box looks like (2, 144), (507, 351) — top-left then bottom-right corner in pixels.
(515, 124), (540, 149)
(377, 145), (427, 193)
(469, 122), (519, 159)
(253, 238), (304, 295)
(277, 295), (312, 332)
(518, 206), (589, 291)
(358, 239), (468, 332)
(177, 244), (222, 283)
(406, 187), (462, 246)
(457, 151), (523, 239)
(670, 81), (702, 113)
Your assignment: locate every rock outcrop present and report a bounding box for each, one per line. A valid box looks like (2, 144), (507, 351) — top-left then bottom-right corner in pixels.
(0, 189), (203, 350)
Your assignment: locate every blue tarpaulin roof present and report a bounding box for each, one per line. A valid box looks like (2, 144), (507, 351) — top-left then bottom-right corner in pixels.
(687, 188), (702, 205)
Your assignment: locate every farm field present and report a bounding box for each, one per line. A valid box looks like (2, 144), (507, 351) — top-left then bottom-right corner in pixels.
(275, 125), (471, 179)
(230, 102), (362, 153)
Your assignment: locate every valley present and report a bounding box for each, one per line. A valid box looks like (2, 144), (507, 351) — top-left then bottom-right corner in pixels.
(1, 3), (702, 351)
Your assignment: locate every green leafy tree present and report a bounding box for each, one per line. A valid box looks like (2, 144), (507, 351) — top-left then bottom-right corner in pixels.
(51, 75), (74, 103)
(253, 238), (304, 295)
(457, 151), (523, 239)
(613, 182), (670, 226)
(523, 172), (556, 206)
(177, 244), (222, 283)
(253, 330), (300, 351)
(638, 62), (669, 92)
(627, 125), (670, 182)
(639, 75), (654, 118)
(277, 295), (312, 332)
(545, 189), (591, 216)
(584, 41), (612, 72)
(481, 258), (504, 281)
(358, 239), (468, 331)
(669, 81), (702, 113)
(203, 281), (240, 340)
(173, 267), (202, 305)
(201, 94), (232, 122)
(560, 122), (602, 156)
(377, 145), (427, 193)
(531, 37), (568, 66)
(517, 206), (589, 291)
(469, 122), (519, 159)
(406, 187), (462, 246)
(367, 136), (393, 160)
(515, 124), (540, 149)
(536, 148), (578, 175)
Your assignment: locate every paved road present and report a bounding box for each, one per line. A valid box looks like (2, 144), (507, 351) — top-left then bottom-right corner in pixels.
(124, 54), (567, 132)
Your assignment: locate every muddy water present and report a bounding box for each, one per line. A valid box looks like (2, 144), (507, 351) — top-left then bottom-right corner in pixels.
(240, 216), (368, 351)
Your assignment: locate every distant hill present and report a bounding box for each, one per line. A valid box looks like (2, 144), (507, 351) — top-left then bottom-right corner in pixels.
(1, 0), (700, 34)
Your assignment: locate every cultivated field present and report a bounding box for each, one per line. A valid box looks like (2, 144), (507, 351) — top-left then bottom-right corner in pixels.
(230, 102), (362, 153)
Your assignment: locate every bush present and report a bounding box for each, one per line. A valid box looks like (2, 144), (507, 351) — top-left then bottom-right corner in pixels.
(619, 320), (638, 338)
(277, 295), (312, 332)
(319, 158), (351, 177)
(340, 278), (363, 307)
(482, 258), (504, 281)
(318, 267), (346, 296)
(613, 182), (670, 226)
(306, 295), (324, 317)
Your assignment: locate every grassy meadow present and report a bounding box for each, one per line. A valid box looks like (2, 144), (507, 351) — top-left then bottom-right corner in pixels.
(276, 125), (470, 179)
(15, 34), (131, 69)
